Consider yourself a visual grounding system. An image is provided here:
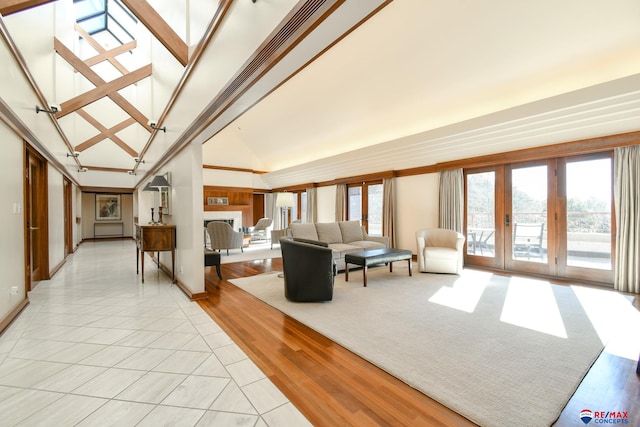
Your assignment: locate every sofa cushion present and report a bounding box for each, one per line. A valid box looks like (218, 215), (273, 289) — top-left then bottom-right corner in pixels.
(338, 221), (364, 243)
(348, 240), (386, 250)
(290, 223), (319, 241)
(328, 243), (363, 259)
(316, 222), (343, 244)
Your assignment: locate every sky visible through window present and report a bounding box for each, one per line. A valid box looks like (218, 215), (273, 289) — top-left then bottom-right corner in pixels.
(74, 0), (137, 45)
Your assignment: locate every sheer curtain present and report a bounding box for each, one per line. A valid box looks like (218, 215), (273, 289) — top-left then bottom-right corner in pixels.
(614, 145), (640, 293)
(306, 187), (317, 223)
(439, 169), (464, 233)
(383, 178), (397, 248)
(335, 184), (346, 221)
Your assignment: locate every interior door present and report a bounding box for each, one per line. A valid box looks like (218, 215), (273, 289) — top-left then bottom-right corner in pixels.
(24, 145), (49, 290)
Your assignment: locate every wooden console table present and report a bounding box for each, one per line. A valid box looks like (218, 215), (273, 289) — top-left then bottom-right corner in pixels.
(136, 224), (176, 283)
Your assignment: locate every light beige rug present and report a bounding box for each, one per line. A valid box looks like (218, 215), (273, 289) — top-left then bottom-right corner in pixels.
(219, 241), (282, 264)
(230, 267), (632, 427)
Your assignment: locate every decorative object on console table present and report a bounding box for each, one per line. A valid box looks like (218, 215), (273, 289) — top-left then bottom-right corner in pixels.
(136, 224), (176, 283)
(95, 194), (121, 221)
(150, 173), (171, 220)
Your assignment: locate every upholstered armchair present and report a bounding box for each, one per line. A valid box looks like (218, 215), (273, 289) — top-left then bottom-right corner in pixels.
(280, 238), (334, 302)
(207, 221), (244, 255)
(250, 217), (273, 242)
(416, 228), (465, 274)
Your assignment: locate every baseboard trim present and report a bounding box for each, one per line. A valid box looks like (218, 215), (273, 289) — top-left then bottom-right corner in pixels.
(49, 258), (66, 278)
(174, 278), (208, 301)
(0, 298), (29, 335)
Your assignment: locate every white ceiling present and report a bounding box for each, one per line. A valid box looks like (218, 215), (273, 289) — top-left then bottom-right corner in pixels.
(2, 0), (640, 190)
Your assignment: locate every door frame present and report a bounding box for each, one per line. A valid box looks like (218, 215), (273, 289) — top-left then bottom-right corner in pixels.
(465, 155), (614, 284)
(64, 176), (73, 257)
(24, 143), (49, 291)
(503, 159), (557, 277)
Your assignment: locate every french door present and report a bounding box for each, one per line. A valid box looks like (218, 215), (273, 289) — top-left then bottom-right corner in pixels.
(465, 154), (613, 283)
(347, 181), (383, 235)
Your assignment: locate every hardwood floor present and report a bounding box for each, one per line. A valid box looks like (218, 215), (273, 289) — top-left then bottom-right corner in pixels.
(200, 259), (640, 426)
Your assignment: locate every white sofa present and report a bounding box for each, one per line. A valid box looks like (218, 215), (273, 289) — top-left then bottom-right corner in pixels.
(289, 221), (389, 271)
(416, 228), (465, 274)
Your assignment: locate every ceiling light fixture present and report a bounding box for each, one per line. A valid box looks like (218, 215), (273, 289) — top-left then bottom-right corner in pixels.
(147, 120), (166, 133)
(36, 104), (61, 114)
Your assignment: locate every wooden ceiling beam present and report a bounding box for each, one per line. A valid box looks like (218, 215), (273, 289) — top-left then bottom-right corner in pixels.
(56, 64), (152, 118)
(54, 38), (153, 132)
(83, 40), (137, 68)
(0, 0), (53, 16)
(119, 0), (188, 66)
(75, 111), (138, 157)
(74, 24), (132, 75)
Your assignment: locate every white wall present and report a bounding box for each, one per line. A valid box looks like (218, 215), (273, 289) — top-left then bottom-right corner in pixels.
(0, 121), (27, 320)
(160, 140), (205, 295)
(395, 173), (440, 252)
(48, 167), (65, 271)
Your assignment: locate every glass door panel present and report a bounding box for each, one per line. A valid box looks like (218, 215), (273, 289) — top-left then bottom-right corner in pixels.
(466, 172), (496, 257)
(348, 186), (362, 222)
(367, 184), (383, 236)
(559, 155), (613, 283)
(510, 165), (548, 264)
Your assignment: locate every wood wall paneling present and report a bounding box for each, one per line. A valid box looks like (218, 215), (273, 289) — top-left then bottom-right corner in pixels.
(204, 186), (253, 226)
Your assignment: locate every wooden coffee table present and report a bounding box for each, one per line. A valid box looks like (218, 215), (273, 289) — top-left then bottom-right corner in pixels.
(344, 248), (412, 287)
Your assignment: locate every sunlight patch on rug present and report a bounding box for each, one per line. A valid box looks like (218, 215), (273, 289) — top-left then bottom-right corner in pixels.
(500, 277), (567, 338)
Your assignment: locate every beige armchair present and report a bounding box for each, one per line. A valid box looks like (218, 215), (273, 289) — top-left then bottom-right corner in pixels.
(250, 217), (273, 242)
(207, 221), (244, 255)
(416, 228), (465, 274)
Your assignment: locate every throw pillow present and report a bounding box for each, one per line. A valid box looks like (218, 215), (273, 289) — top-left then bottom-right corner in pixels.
(290, 223), (319, 241)
(339, 221), (364, 243)
(316, 222), (343, 244)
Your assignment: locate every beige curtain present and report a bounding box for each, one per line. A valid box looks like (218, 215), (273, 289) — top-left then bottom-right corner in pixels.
(383, 178), (397, 248)
(306, 187), (317, 223)
(613, 145), (640, 293)
(335, 184), (346, 221)
(439, 169), (464, 233)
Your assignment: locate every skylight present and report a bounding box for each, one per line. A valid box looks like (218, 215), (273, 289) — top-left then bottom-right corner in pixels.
(74, 0), (137, 45)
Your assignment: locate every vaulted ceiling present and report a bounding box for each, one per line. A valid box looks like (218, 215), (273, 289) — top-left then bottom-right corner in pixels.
(2, 0), (640, 190)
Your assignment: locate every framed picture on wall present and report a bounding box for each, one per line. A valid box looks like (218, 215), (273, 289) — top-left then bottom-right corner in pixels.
(95, 194), (121, 221)
(207, 196), (229, 206)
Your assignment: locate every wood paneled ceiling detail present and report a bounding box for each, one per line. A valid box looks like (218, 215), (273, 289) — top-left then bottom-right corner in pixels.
(0, 0), (54, 16)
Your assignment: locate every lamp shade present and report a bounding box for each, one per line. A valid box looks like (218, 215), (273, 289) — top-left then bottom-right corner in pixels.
(149, 175), (171, 188)
(276, 192), (295, 208)
(142, 182), (156, 192)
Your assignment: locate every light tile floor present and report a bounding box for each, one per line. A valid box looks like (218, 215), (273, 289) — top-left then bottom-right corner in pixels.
(0, 240), (311, 427)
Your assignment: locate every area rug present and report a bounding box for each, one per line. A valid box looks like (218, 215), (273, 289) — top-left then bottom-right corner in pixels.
(219, 242), (282, 264)
(229, 267), (629, 427)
